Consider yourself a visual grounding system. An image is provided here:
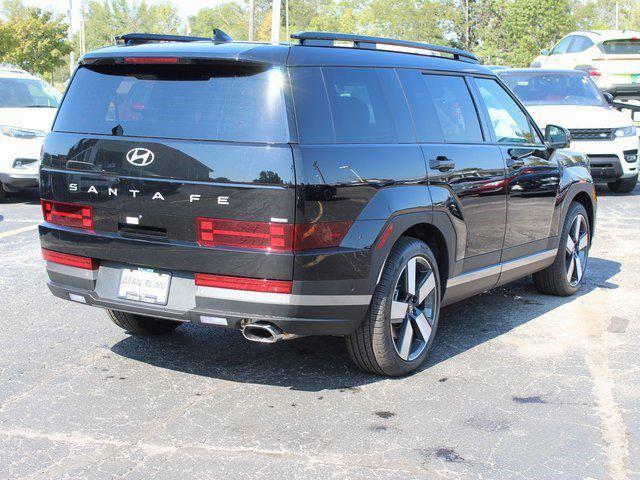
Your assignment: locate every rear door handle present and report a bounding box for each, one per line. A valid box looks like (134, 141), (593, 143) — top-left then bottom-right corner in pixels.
(430, 156), (456, 172)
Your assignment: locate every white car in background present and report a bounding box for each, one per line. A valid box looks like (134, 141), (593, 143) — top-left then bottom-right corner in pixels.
(499, 68), (639, 192)
(531, 30), (640, 100)
(0, 66), (61, 199)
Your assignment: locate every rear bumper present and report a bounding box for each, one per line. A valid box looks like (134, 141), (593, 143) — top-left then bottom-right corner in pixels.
(46, 262), (369, 336)
(601, 83), (640, 100)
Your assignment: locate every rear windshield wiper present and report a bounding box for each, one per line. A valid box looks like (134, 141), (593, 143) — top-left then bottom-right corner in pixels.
(24, 105), (53, 108)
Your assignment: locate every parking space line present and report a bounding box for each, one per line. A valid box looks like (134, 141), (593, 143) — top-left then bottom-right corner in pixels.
(0, 224), (39, 239)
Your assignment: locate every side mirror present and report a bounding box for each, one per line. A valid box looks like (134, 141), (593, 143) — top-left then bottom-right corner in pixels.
(540, 49), (550, 56)
(603, 92), (614, 105)
(545, 124), (571, 149)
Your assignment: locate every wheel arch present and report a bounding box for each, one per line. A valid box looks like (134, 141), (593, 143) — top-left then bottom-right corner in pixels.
(570, 190), (596, 239)
(369, 211), (457, 299)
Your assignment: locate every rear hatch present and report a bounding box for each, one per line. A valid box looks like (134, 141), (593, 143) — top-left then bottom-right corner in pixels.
(40, 57), (297, 280)
(594, 38), (640, 81)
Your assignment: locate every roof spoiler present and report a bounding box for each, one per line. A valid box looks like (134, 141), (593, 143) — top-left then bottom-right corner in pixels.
(115, 29), (234, 46)
(291, 31), (478, 63)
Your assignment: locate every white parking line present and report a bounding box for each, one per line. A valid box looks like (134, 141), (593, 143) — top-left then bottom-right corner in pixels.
(0, 224), (38, 239)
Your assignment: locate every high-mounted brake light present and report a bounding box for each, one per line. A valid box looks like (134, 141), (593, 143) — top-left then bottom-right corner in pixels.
(42, 248), (99, 270)
(195, 273), (292, 294)
(196, 218), (352, 252)
(123, 57), (180, 64)
(41, 200), (94, 231)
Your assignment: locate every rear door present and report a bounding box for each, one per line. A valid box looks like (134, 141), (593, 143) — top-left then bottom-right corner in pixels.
(398, 70), (507, 277)
(41, 61), (297, 279)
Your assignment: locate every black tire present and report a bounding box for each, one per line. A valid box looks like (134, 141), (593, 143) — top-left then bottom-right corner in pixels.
(0, 183), (6, 201)
(608, 175), (638, 193)
(346, 237), (441, 376)
(107, 310), (181, 335)
(533, 202), (590, 296)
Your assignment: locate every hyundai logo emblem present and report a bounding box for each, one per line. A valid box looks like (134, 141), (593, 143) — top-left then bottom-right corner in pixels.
(126, 148), (155, 167)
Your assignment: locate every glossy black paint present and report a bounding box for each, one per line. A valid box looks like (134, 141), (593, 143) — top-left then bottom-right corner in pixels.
(40, 39), (597, 335)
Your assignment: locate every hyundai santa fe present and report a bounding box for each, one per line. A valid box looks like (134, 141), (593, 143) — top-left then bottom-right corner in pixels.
(39, 31), (596, 376)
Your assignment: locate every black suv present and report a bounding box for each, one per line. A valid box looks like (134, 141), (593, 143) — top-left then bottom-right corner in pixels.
(39, 31), (596, 376)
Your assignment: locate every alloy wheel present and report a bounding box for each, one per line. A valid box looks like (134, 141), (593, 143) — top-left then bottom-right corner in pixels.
(565, 214), (589, 287)
(390, 256), (438, 362)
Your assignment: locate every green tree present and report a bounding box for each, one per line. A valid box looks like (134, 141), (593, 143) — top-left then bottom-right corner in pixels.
(0, 0), (71, 78)
(500, 0), (575, 67)
(83, 0), (181, 51)
(188, 3), (247, 40)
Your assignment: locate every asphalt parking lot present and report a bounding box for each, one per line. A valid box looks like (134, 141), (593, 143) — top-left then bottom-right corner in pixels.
(0, 186), (638, 480)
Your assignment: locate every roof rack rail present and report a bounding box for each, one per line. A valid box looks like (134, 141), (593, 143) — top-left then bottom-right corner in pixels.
(115, 29), (234, 46)
(291, 31), (478, 63)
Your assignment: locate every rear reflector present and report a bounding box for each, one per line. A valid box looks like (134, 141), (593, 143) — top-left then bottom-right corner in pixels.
(42, 248), (99, 270)
(196, 218), (351, 252)
(41, 200), (94, 231)
(195, 273), (292, 294)
(124, 57), (179, 64)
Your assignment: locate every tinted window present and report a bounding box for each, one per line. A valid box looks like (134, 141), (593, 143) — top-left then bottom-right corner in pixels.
(500, 72), (605, 107)
(0, 78), (61, 108)
(290, 67), (335, 143)
(422, 74), (483, 143)
(55, 65), (290, 143)
(476, 78), (538, 144)
(397, 69), (444, 143)
(551, 37), (572, 55)
(600, 39), (640, 55)
(322, 67), (413, 144)
(569, 36), (594, 53)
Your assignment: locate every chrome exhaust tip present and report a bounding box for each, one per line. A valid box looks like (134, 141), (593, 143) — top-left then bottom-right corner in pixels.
(242, 322), (284, 343)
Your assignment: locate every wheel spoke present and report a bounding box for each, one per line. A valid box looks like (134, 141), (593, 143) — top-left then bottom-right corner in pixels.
(391, 301), (409, 321)
(405, 258), (417, 296)
(413, 312), (433, 341)
(417, 272), (436, 304)
(573, 215), (582, 241)
(566, 235), (575, 255)
(574, 255), (583, 281)
(566, 255), (575, 283)
(397, 319), (414, 361)
(578, 233), (588, 252)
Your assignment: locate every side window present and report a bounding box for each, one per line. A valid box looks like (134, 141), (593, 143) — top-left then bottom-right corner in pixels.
(421, 74), (483, 143)
(396, 69), (444, 143)
(475, 78), (540, 144)
(568, 36), (594, 53)
(551, 37), (573, 55)
(290, 67), (335, 144)
(321, 67), (413, 144)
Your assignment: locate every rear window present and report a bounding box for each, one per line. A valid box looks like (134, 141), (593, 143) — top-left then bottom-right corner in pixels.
(54, 64), (290, 143)
(600, 39), (640, 55)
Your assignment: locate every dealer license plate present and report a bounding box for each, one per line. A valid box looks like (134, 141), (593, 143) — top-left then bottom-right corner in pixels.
(118, 268), (171, 305)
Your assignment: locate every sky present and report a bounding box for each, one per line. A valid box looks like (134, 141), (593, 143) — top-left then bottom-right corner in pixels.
(23, 0), (230, 31)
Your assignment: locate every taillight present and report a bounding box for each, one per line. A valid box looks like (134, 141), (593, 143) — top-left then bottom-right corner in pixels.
(293, 221), (352, 250)
(195, 273), (292, 294)
(42, 248), (99, 270)
(197, 218), (294, 252)
(196, 218), (352, 252)
(588, 67), (601, 79)
(41, 200), (94, 231)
